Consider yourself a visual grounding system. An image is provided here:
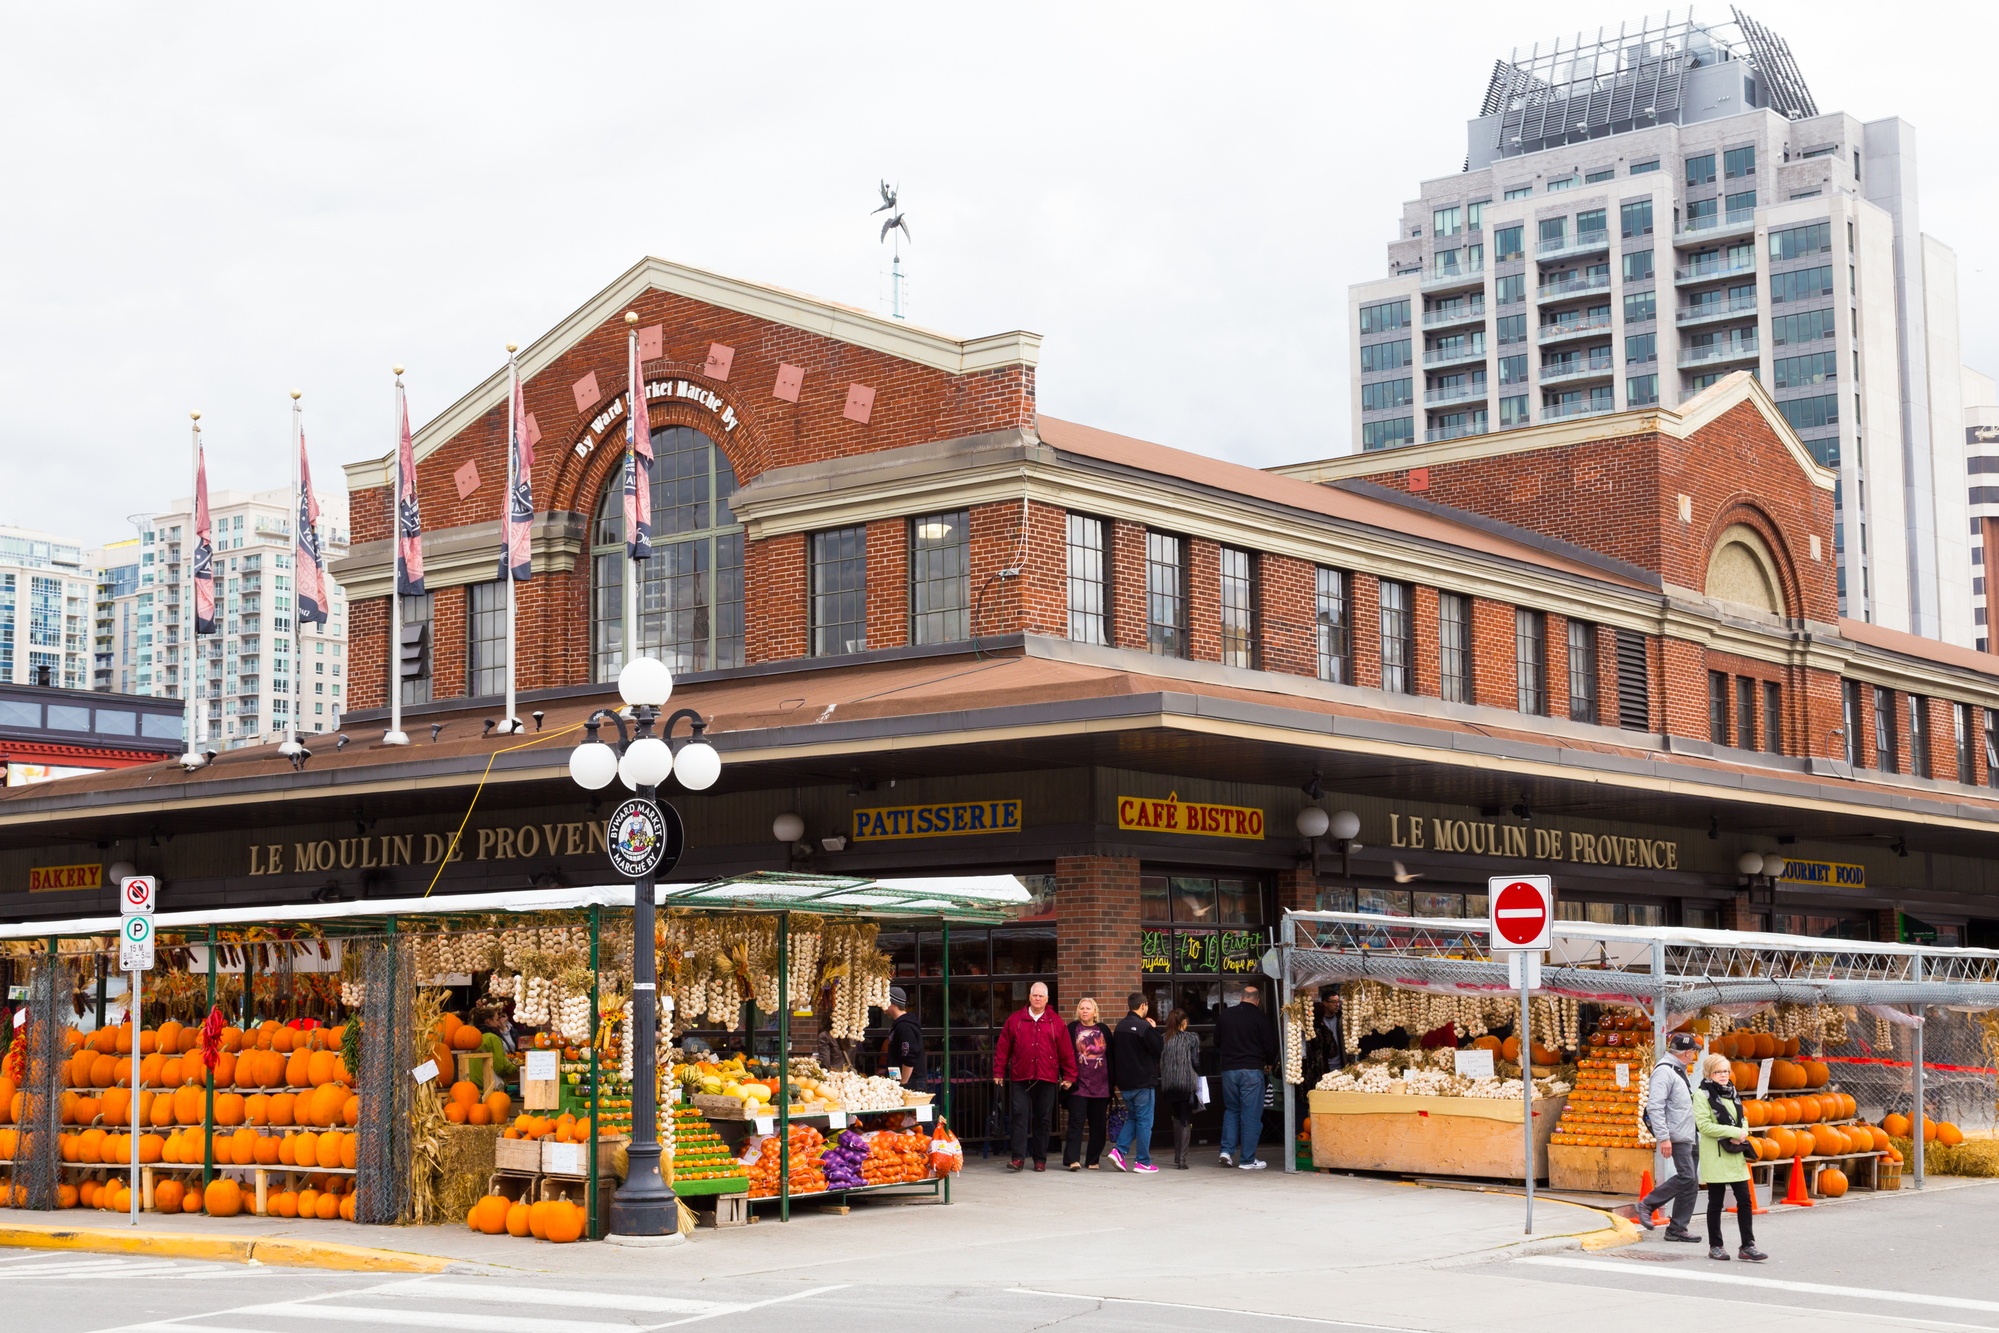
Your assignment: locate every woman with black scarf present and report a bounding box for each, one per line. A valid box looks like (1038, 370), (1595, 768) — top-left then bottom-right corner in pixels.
(1692, 1052), (1768, 1261)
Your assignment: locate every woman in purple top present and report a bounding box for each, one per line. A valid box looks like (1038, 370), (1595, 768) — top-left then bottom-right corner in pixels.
(1063, 997), (1114, 1170)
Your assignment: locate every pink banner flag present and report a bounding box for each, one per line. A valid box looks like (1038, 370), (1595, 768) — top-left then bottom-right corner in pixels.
(396, 393), (425, 596)
(500, 363), (534, 582)
(296, 432), (329, 626)
(623, 331), (653, 561)
(192, 445), (216, 635)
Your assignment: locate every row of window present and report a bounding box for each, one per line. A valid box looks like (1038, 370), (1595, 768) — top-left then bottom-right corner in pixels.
(1839, 680), (1998, 788)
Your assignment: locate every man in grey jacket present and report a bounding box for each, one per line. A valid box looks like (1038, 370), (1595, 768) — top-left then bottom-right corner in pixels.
(1636, 1031), (1704, 1241)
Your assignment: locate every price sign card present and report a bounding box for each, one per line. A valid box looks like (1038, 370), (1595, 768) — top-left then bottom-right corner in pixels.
(1454, 1049), (1495, 1080)
(827, 1112), (848, 1130)
(525, 1050), (559, 1081)
(411, 1060), (439, 1085)
(915, 1104), (933, 1122)
(1615, 1063), (1630, 1088)
(753, 1116), (775, 1136)
(1755, 1058), (1773, 1100)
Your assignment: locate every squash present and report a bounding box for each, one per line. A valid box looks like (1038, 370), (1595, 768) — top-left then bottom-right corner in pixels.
(528, 1198), (551, 1239)
(154, 1179), (185, 1213)
(448, 1081), (481, 1110)
(1882, 1112), (1911, 1137)
(297, 1187), (321, 1220)
(451, 1024), (482, 1052)
(1939, 1121), (1965, 1146)
(181, 1188), (203, 1214)
(543, 1200), (583, 1244)
(309, 1084), (348, 1129)
(1818, 1166), (1848, 1197)
(471, 1194), (510, 1235)
(314, 1191), (340, 1220)
(274, 1189), (300, 1218)
(505, 1200), (531, 1236)
(484, 1090), (512, 1124)
(269, 1092), (298, 1127)
(307, 1051), (338, 1088)
(204, 1177), (244, 1217)
(468, 1106), (491, 1126)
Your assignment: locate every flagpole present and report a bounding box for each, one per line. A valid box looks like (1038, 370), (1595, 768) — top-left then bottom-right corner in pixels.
(288, 390), (302, 754)
(182, 412), (202, 767)
(623, 313), (639, 676)
(503, 344), (521, 734)
(386, 367), (409, 746)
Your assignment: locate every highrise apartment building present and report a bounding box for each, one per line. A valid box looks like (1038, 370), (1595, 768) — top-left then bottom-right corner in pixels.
(138, 487), (351, 749)
(0, 526), (94, 690)
(1347, 10), (1973, 644)
(90, 537), (142, 694)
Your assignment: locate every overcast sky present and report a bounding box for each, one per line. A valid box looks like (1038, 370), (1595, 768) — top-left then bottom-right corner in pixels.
(4, 2), (1996, 550)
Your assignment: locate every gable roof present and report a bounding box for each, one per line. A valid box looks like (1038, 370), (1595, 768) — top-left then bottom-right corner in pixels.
(343, 257), (1041, 491)
(1269, 371), (1836, 491)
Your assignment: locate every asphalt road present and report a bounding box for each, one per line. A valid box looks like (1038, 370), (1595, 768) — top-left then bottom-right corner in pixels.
(0, 1258), (1403, 1333)
(1489, 1182), (1999, 1330)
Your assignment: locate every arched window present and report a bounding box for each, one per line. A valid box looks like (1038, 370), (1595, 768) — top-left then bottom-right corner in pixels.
(591, 426), (745, 678)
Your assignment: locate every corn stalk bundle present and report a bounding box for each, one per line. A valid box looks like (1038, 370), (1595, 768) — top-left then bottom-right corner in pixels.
(404, 986), (450, 1225)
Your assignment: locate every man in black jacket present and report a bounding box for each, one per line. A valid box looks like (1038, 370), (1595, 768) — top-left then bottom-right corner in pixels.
(1215, 984), (1278, 1169)
(1107, 994), (1164, 1173)
(879, 987), (925, 1089)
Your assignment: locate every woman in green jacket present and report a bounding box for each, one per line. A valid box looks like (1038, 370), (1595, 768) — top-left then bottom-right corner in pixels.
(1692, 1053), (1768, 1262)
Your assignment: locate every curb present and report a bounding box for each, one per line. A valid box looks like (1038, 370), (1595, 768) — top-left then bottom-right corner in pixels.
(1577, 1214), (1641, 1251)
(0, 1224), (451, 1273)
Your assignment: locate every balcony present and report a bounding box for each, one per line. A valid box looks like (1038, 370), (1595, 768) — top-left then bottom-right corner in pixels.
(1677, 295), (1760, 328)
(1423, 300), (1485, 330)
(1424, 381), (1488, 407)
(1675, 253), (1757, 285)
(1421, 262), (1484, 293)
(1537, 271), (1612, 301)
(1537, 313), (1613, 345)
(1543, 397), (1616, 421)
(1423, 342), (1487, 369)
(1425, 422), (1489, 444)
(1536, 229), (1610, 262)
(1679, 339), (1760, 368)
(1539, 352), (1616, 387)
(1675, 207), (1757, 244)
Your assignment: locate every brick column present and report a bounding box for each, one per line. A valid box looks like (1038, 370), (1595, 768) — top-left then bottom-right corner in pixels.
(1545, 612), (1572, 722)
(1872, 908), (1901, 944)
(1717, 891), (1754, 931)
(432, 584), (469, 701)
(1411, 585), (1442, 698)
(1350, 574), (1382, 689)
(350, 596), (388, 712)
(1110, 521), (1148, 650)
(1657, 635), (1706, 738)
(865, 517), (908, 650)
(1187, 538), (1221, 662)
(1276, 864), (1317, 916)
(1259, 554), (1316, 677)
(1472, 598), (1515, 710)
(1055, 855), (1141, 1014)
(746, 533), (808, 663)
(1594, 629), (1620, 728)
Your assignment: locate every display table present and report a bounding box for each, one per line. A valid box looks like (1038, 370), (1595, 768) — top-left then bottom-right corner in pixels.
(1548, 1142), (1657, 1194)
(1307, 1089), (1569, 1180)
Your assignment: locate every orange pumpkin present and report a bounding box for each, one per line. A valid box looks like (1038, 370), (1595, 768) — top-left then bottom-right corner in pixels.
(451, 1024), (482, 1052)
(506, 1200), (531, 1236)
(342, 1095), (360, 1127)
(483, 1090), (512, 1124)
(339, 1193), (357, 1221)
(255, 1135), (281, 1166)
(297, 1187), (321, 1219)
(316, 1131), (344, 1169)
(468, 1105), (491, 1126)
(543, 1200), (583, 1244)
(204, 1177), (244, 1217)
(274, 1189), (300, 1218)
(307, 1051), (338, 1088)
(154, 1179), (185, 1213)
(1938, 1121), (1964, 1146)
(1818, 1166), (1848, 1197)
(285, 1050), (313, 1089)
(448, 1081), (481, 1110)
(528, 1198), (551, 1239)
(55, 1181), (79, 1209)
(471, 1194), (510, 1235)
(293, 1130), (319, 1168)
(181, 1188), (203, 1214)
(445, 1102), (468, 1125)
(314, 1191), (340, 1220)
(269, 1092), (298, 1127)
(1883, 1112), (1911, 1137)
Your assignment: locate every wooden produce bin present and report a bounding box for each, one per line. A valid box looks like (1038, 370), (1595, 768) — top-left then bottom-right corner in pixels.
(1307, 1089), (1569, 1181)
(1548, 1142), (1658, 1195)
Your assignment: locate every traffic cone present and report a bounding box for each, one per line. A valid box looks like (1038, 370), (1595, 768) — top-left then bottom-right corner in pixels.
(1637, 1169), (1665, 1226)
(1781, 1155), (1814, 1207)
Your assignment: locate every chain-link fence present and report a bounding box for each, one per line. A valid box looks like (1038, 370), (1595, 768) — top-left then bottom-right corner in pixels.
(353, 936), (413, 1225)
(17, 954), (69, 1210)
(1825, 1008), (1998, 1134)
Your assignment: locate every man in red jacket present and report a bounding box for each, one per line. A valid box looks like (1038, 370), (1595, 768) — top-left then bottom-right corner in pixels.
(993, 981), (1075, 1171)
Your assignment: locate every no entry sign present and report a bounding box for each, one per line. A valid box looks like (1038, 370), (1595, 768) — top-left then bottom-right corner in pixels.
(1488, 875), (1553, 951)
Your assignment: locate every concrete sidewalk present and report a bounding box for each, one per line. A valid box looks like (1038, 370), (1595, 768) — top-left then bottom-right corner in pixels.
(0, 1156), (1627, 1279)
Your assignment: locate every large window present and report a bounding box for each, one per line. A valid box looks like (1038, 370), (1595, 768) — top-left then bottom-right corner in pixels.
(1873, 685), (1897, 772)
(590, 426), (744, 678)
(1439, 593), (1472, 703)
(1145, 532), (1186, 658)
(1844, 679), (1863, 766)
(1779, 394), (1839, 433)
(1359, 300), (1411, 334)
(1515, 610), (1546, 714)
(1955, 701), (1974, 783)
(1620, 199), (1653, 238)
(1771, 265), (1834, 303)
(1065, 514), (1107, 645)
(1736, 676), (1756, 749)
(1568, 620), (1597, 723)
(1770, 222), (1830, 261)
(1380, 581), (1412, 694)
(1709, 670), (1730, 743)
(1774, 351), (1837, 389)
(466, 580), (507, 698)
(1686, 153), (1716, 186)
(910, 511), (970, 645)
(1359, 339), (1411, 373)
(1764, 680), (1783, 753)
(1360, 417), (1414, 451)
(1361, 378), (1414, 411)
(1316, 567), (1351, 684)
(1219, 546), (1257, 669)
(1909, 695), (1930, 778)
(1494, 225), (1524, 261)
(1772, 308), (1836, 346)
(1723, 146), (1755, 179)
(810, 526), (868, 657)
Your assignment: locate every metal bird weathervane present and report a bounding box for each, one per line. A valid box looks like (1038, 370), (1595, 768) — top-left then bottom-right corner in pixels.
(873, 180), (911, 320)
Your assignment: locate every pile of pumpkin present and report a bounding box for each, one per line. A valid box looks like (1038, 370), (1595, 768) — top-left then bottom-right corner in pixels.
(502, 1110), (595, 1143)
(443, 1081), (512, 1126)
(467, 1192), (588, 1243)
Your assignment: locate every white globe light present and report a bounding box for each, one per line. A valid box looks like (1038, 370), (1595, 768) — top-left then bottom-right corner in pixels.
(1761, 855), (1787, 878)
(1737, 851), (1765, 876)
(1295, 807), (1331, 839)
(772, 812), (805, 843)
(674, 739), (721, 791)
(1328, 810), (1362, 841)
(618, 656), (674, 708)
(568, 741), (618, 790)
(107, 861), (138, 886)
(619, 735), (674, 788)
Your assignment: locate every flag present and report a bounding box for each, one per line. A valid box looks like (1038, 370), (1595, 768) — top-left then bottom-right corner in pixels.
(499, 363), (534, 582)
(395, 393), (425, 596)
(296, 431), (329, 627)
(623, 331), (653, 561)
(192, 444), (216, 636)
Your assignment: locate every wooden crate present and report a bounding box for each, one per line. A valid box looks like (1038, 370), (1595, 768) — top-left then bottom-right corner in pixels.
(712, 1191), (750, 1228)
(1307, 1089), (1569, 1181)
(486, 1171), (539, 1205)
(540, 1137), (622, 1179)
(537, 1174), (612, 1236)
(454, 1052), (501, 1095)
(1548, 1142), (1659, 1195)
(494, 1136), (542, 1175)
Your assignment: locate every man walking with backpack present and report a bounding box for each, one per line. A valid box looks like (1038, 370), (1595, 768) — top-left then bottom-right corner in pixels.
(1637, 1031), (1705, 1243)
(1106, 993), (1163, 1173)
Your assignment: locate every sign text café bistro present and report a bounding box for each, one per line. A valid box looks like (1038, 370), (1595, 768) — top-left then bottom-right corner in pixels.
(8, 255), (1999, 1140)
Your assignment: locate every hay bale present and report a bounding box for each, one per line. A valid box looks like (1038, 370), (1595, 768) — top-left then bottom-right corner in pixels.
(437, 1124), (505, 1218)
(1889, 1136), (1999, 1178)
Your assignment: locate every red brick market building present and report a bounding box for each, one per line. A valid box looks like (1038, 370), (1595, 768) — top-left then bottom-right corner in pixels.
(7, 257), (1999, 1132)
